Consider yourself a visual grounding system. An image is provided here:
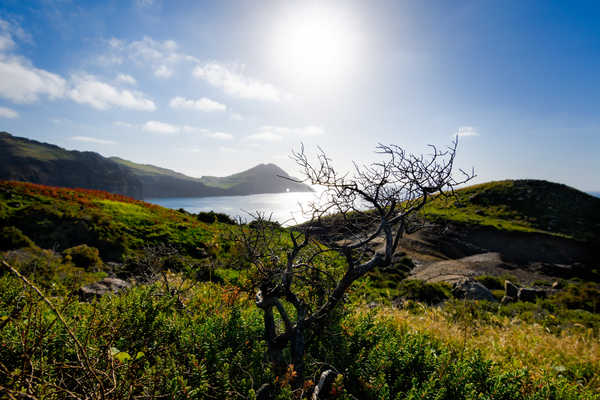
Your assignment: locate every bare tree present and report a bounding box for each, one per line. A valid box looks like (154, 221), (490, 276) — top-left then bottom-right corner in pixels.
(235, 139), (474, 390)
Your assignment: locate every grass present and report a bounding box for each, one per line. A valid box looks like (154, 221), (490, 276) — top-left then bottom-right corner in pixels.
(375, 304), (600, 393)
(420, 179), (600, 242)
(1, 274), (598, 399)
(2, 179), (600, 398)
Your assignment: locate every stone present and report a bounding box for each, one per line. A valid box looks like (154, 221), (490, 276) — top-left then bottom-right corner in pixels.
(517, 287), (547, 302)
(504, 280), (519, 298)
(78, 277), (131, 301)
(501, 295), (515, 305)
(312, 370), (339, 400)
(452, 278), (498, 302)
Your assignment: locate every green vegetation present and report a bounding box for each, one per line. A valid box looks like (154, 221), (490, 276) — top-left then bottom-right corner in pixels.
(421, 179), (600, 241)
(62, 244), (102, 271)
(0, 181), (232, 262)
(1, 180), (599, 398)
(1, 276), (598, 399)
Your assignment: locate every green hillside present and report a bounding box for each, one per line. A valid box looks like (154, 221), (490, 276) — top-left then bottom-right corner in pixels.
(110, 157), (199, 181)
(0, 132), (312, 200)
(112, 155), (314, 195)
(1, 180), (599, 398)
(421, 179), (600, 242)
(0, 181), (232, 263)
(0, 132), (143, 198)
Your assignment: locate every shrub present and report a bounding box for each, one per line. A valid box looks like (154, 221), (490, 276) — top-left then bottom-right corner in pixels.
(63, 244), (102, 270)
(397, 279), (452, 304)
(196, 211), (237, 225)
(551, 282), (600, 313)
(475, 275), (504, 290)
(0, 226), (35, 250)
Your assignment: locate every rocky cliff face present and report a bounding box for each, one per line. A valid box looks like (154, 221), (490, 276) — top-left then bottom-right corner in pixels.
(0, 132), (143, 199)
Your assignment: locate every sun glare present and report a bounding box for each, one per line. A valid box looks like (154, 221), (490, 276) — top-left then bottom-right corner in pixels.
(270, 5), (359, 86)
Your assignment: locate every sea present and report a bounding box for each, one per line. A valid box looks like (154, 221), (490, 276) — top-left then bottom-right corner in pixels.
(146, 191), (322, 226)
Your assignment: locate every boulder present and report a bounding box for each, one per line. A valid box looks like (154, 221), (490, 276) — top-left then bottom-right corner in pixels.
(517, 287), (547, 302)
(504, 280), (519, 298)
(78, 277), (131, 301)
(452, 278), (497, 302)
(500, 295), (515, 305)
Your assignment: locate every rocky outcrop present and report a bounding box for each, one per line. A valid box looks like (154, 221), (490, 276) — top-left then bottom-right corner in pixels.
(502, 280), (550, 304)
(78, 277), (131, 301)
(452, 278), (497, 302)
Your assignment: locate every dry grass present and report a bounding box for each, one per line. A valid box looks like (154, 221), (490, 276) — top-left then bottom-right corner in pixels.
(372, 305), (600, 391)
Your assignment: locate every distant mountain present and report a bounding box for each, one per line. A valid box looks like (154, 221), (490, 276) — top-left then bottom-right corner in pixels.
(0, 132), (312, 199)
(0, 132), (143, 198)
(589, 192), (600, 198)
(110, 157), (313, 198)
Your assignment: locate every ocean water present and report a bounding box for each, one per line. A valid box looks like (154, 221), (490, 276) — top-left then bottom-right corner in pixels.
(146, 191), (322, 226)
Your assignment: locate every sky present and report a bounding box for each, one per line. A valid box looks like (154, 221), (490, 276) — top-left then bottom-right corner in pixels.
(0, 0), (598, 191)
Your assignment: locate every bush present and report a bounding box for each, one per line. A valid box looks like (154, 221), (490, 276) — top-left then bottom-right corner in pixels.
(0, 226), (35, 250)
(63, 244), (102, 270)
(551, 282), (600, 313)
(196, 211), (237, 225)
(397, 279), (452, 304)
(475, 275), (504, 290)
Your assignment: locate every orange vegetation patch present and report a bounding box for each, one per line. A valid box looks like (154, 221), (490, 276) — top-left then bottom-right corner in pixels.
(0, 180), (162, 211)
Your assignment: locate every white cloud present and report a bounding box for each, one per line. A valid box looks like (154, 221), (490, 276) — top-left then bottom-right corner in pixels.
(230, 112), (243, 121)
(0, 55), (67, 103)
(219, 146), (239, 153)
(193, 63), (281, 101)
(143, 120), (179, 134)
(181, 125), (232, 140)
(116, 73), (136, 85)
(0, 106), (18, 118)
(455, 126), (479, 137)
(113, 120), (136, 128)
(69, 74), (156, 111)
(71, 136), (116, 145)
(154, 65), (173, 78)
(253, 125), (325, 139)
(0, 18), (32, 50)
(181, 125), (208, 134)
(205, 131), (233, 140)
(169, 96), (226, 112)
(246, 131), (283, 142)
(0, 35), (15, 52)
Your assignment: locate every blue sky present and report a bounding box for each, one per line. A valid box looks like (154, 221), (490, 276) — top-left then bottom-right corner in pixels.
(0, 0), (598, 190)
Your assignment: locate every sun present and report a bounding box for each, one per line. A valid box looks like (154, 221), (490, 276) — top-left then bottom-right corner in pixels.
(270, 5), (359, 86)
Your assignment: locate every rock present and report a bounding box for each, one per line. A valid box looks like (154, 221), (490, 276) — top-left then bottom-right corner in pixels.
(312, 370), (339, 400)
(517, 287), (547, 302)
(78, 277), (131, 301)
(504, 280), (519, 298)
(501, 296), (515, 305)
(452, 278), (498, 302)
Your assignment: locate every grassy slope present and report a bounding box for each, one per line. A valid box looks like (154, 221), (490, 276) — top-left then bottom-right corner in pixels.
(112, 157), (304, 190)
(421, 179), (600, 241)
(110, 157), (199, 180)
(1, 180), (600, 397)
(0, 180), (232, 262)
(199, 164), (285, 189)
(0, 132), (76, 162)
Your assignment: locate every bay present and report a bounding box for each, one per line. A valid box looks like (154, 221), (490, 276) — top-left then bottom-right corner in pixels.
(146, 191), (321, 226)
